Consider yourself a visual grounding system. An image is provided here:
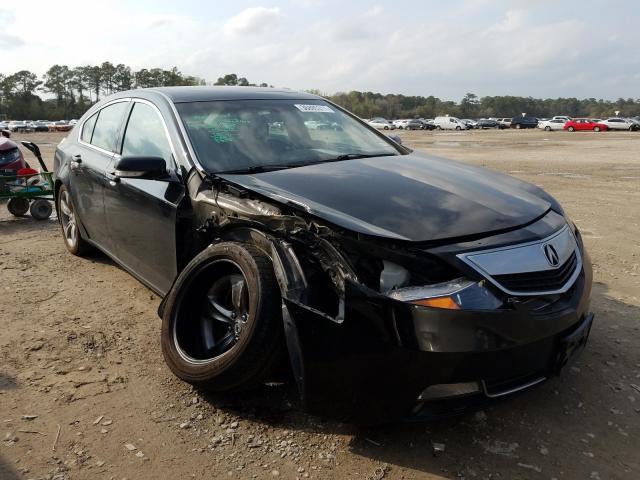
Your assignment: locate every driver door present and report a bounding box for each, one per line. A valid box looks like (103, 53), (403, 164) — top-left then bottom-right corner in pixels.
(103, 100), (185, 295)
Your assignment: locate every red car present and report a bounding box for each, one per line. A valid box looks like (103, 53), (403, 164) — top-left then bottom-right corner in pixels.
(0, 134), (28, 175)
(563, 118), (608, 132)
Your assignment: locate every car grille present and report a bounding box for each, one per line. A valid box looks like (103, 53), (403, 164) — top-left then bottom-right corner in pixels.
(493, 251), (578, 293)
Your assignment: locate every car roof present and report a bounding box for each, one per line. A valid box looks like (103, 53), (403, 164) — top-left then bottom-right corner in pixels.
(112, 86), (321, 103)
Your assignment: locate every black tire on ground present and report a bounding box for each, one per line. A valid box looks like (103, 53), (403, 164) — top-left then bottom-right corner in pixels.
(568, 126), (575, 132)
(515, 124), (522, 129)
(56, 184), (93, 256)
(30, 199), (53, 220)
(161, 242), (285, 391)
(455, 126), (461, 130)
(545, 126), (551, 131)
(7, 198), (29, 216)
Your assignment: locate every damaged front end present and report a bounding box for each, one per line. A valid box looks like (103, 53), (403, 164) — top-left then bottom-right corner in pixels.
(161, 170), (593, 424)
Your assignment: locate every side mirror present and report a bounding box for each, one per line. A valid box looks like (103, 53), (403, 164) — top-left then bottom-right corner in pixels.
(1, 129), (10, 138)
(388, 134), (402, 145)
(113, 156), (167, 179)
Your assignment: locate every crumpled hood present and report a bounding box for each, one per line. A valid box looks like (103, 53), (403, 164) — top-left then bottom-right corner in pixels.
(219, 152), (551, 242)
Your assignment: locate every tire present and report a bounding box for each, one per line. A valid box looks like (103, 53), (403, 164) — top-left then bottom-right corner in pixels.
(544, 126), (551, 131)
(594, 126), (600, 132)
(515, 124), (522, 129)
(30, 199), (53, 220)
(7, 198), (29, 216)
(383, 126), (389, 130)
(161, 242), (285, 391)
(568, 126), (575, 132)
(56, 185), (92, 256)
(455, 126), (461, 130)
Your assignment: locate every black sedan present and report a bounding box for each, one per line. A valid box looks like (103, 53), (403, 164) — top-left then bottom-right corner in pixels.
(477, 118), (505, 129)
(52, 87), (593, 423)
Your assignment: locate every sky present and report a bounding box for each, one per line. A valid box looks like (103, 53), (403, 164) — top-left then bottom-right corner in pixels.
(1, 0), (639, 100)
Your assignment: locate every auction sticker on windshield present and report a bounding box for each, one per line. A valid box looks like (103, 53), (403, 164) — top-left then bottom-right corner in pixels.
(294, 104), (335, 113)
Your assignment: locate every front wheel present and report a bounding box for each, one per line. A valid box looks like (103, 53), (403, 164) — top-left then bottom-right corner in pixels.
(455, 126), (461, 130)
(594, 126), (600, 132)
(161, 242), (284, 391)
(567, 126), (575, 132)
(544, 126), (551, 131)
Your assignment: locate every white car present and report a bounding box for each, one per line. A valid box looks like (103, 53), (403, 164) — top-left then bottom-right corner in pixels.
(552, 116), (572, 122)
(368, 118), (395, 130)
(392, 119), (411, 129)
(599, 118), (635, 131)
(497, 118), (512, 128)
(538, 119), (566, 131)
(433, 116), (468, 130)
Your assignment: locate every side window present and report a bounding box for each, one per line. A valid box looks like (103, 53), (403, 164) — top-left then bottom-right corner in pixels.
(91, 101), (129, 152)
(81, 112), (98, 143)
(121, 103), (173, 163)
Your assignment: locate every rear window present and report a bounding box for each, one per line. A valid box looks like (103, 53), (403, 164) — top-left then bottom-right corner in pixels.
(91, 101), (129, 152)
(81, 113), (98, 143)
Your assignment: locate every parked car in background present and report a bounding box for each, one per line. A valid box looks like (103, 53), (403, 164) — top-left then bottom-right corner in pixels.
(538, 119), (566, 131)
(405, 119), (425, 130)
(8, 121), (33, 133)
(496, 118), (512, 128)
(599, 118), (636, 131)
(552, 116), (572, 122)
(476, 119), (504, 129)
(32, 121), (51, 132)
(51, 121), (73, 132)
(368, 118), (395, 130)
(433, 116), (468, 130)
(51, 86), (594, 423)
(510, 116), (538, 129)
(420, 120), (437, 130)
(626, 118), (640, 130)
(69, 119), (78, 126)
(461, 119), (478, 129)
(392, 119), (411, 129)
(563, 119), (608, 132)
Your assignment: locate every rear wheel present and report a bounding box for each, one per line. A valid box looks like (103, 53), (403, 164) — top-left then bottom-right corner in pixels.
(515, 124), (522, 129)
(161, 242), (284, 391)
(455, 126), (461, 130)
(7, 198), (29, 217)
(593, 126), (601, 132)
(57, 185), (92, 256)
(544, 126), (551, 131)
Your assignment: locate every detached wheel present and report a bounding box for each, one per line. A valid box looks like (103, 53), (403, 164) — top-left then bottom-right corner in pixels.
(30, 199), (53, 220)
(57, 185), (92, 255)
(161, 242), (284, 391)
(7, 198), (29, 216)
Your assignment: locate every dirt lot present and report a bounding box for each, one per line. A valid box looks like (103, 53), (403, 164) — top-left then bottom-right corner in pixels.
(1, 129), (639, 480)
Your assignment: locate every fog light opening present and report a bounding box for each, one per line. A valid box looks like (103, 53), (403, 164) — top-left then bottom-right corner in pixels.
(417, 382), (481, 402)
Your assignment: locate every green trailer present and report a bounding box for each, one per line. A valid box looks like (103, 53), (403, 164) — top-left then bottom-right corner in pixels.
(0, 141), (54, 220)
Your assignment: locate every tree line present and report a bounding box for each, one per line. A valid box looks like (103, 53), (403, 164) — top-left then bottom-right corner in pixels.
(2, 65), (639, 121)
(323, 91), (640, 120)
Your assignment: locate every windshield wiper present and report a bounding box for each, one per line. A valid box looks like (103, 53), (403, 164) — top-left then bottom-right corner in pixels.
(314, 152), (397, 163)
(217, 164), (298, 175)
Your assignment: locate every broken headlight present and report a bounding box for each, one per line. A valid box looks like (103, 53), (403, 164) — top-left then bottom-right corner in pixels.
(388, 278), (502, 310)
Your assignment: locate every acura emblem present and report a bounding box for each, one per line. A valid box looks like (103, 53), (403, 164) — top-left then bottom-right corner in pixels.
(543, 243), (560, 267)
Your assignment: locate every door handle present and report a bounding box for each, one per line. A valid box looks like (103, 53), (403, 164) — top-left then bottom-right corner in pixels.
(71, 154), (82, 164)
(105, 171), (120, 184)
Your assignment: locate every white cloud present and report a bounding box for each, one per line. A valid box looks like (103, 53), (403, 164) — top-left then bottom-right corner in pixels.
(223, 7), (283, 37)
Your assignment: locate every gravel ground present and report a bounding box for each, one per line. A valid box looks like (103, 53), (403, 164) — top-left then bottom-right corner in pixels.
(1, 129), (638, 480)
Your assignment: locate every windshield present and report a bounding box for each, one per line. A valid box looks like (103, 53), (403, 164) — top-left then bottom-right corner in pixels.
(176, 99), (401, 174)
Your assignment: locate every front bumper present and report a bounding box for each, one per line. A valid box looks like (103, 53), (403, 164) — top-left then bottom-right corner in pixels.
(283, 254), (593, 424)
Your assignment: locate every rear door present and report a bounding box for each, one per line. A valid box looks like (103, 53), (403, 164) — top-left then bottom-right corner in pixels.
(103, 100), (185, 294)
(71, 100), (130, 255)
